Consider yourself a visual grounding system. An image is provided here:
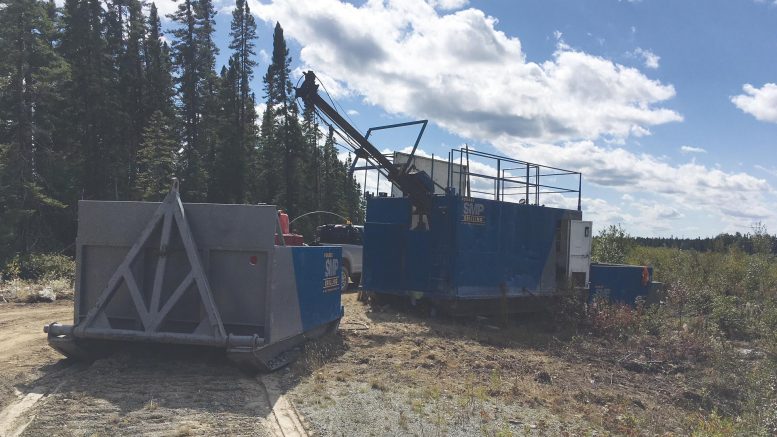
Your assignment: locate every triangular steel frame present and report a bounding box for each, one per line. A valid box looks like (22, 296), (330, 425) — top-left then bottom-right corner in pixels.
(75, 180), (226, 340)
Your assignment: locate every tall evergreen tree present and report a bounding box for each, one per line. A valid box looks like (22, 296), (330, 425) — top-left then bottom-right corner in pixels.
(59, 0), (117, 200)
(144, 3), (174, 120)
(258, 22), (364, 233)
(261, 22), (305, 215)
(135, 110), (178, 200)
(210, 59), (242, 203)
(119, 0), (146, 194)
(205, 0), (258, 204)
(229, 0), (257, 164)
(169, 0), (207, 200)
(195, 0), (220, 202)
(301, 101), (320, 214)
(0, 0), (69, 263)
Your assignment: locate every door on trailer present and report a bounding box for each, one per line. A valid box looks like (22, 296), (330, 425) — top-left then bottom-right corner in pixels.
(567, 220), (593, 287)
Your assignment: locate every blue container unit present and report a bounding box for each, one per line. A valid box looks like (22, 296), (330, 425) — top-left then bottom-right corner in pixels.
(589, 263), (653, 305)
(362, 194), (582, 307)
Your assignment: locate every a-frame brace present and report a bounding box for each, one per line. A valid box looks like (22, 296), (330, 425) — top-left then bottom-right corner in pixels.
(74, 180), (227, 342)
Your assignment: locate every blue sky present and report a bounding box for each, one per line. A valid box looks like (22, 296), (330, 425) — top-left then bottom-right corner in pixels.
(155, 0), (777, 237)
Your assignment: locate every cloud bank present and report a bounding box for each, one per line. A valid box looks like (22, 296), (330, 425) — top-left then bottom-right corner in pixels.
(251, 0), (773, 234)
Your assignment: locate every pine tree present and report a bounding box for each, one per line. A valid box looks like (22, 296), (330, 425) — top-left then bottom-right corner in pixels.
(195, 0), (220, 202)
(319, 126), (342, 215)
(169, 0), (208, 201)
(59, 0), (117, 200)
(144, 3), (174, 119)
(0, 0), (69, 263)
(217, 0), (258, 204)
(301, 101), (320, 214)
(209, 60), (240, 203)
(261, 22), (305, 216)
(229, 0), (257, 164)
(135, 110), (178, 200)
(120, 0), (146, 194)
(254, 103), (276, 204)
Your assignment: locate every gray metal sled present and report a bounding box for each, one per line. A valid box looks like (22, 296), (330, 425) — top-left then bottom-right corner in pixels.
(45, 182), (344, 371)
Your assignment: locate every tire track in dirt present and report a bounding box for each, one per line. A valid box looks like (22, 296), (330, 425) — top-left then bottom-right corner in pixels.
(0, 302), (73, 436)
(259, 374), (309, 437)
(0, 304), (70, 362)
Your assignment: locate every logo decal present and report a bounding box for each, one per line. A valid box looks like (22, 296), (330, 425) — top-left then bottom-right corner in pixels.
(462, 201), (485, 224)
(323, 251), (340, 292)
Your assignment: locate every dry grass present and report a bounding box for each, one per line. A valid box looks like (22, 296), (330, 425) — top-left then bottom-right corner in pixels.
(288, 293), (776, 436)
(0, 278), (73, 303)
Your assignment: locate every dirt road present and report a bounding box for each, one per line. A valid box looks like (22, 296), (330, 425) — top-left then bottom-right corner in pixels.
(0, 302), (71, 412)
(0, 301), (307, 437)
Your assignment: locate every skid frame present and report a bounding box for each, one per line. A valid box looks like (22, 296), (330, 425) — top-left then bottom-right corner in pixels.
(45, 182), (343, 371)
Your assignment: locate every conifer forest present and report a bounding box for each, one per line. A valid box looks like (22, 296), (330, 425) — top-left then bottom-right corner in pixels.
(0, 0), (365, 267)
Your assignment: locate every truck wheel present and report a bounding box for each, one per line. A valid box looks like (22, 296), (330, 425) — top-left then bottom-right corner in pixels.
(341, 265), (350, 292)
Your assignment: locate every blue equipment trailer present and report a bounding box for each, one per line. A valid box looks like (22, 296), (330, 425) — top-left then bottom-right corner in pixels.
(296, 71), (593, 312)
(363, 195), (585, 305)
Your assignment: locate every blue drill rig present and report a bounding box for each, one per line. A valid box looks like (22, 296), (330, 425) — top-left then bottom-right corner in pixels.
(297, 71), (592, 313)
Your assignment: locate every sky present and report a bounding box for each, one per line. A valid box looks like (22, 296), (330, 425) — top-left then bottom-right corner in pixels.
(152, 0), (777, 237)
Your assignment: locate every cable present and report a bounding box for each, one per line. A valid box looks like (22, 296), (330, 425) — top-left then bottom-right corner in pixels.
(317, 76), (358, 129)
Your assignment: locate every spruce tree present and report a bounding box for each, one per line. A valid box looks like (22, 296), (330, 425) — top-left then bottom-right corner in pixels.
(195, 0), (220, 202)
(144, 3), (174, 120)
(218, 0), (258, 204)
(261, 22), (305, 216)
(59, 0), (117, 200)
(169, 0), (208, 201)
(229, 0), (257, 164)
(210, 59), (243, 203)
(0, 0), (69, 263)
(121, 0), (146, 194)
(135, 110), (178, 200)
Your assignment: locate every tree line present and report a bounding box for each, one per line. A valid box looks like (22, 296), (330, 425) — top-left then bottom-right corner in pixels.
(593, 223), (776, 265)
(632, 223), (776, 255)
(0, 0), (364, 266)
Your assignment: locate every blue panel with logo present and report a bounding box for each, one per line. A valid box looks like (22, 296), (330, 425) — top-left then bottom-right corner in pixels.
(292, 246), (344, 331)
(363, 194), (581, 301)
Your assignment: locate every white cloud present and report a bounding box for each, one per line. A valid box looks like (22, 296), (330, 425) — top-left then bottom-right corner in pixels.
(680, 145), (706, 154)
(427, 0), (469, 10)
(251, 0), (776, 233)
(255, 103), (267, 122)
(346, 109), (360, 116)
(500, 140), (773, 223)
(259, 49), (270, 64)
(731, 83), (777, 123)
(252, 0), (681, 145)
(632, 47), (660, 69)
(152, 0), (231, 19)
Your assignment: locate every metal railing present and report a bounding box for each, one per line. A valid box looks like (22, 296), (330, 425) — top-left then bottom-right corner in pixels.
(447, 147), (581, 211)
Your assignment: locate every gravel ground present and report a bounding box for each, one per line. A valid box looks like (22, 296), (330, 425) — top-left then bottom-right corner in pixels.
(280, 293), (706, 436)
(1, 291), (733, 436)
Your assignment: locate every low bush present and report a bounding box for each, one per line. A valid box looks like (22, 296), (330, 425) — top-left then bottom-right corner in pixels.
(2, 253), (75, 283)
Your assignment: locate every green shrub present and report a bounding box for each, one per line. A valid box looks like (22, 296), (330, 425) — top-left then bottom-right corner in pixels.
(2, 253), (75, 283)
(592, 224), (634, 264)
